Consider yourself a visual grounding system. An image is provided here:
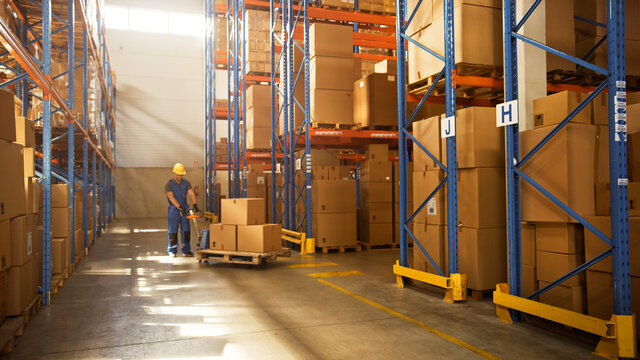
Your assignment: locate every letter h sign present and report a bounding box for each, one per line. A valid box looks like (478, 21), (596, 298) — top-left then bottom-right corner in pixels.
(496, 100), (518, 127)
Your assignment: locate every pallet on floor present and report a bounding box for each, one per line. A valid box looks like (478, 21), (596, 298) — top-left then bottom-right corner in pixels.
(316, 244), (362, 254)
(358, 242), (399, 251)
(0, 317), (24, 354)
(197, 248), (291, 265)
(468, 289), (492, 301)
(51, 273), (66, 297)
(20, 294), (41, 326)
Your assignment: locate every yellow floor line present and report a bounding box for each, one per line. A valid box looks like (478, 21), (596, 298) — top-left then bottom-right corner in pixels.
(316, 279), (502, 360)
(300, 255), (316, 259)
(288, 262), (338, 268)
(307, 270), (363, 278)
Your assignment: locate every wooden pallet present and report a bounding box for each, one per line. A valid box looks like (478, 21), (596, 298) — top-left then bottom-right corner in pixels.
(468, 289), (493, 301)
(20, 294), (41, 326)
(408, 62), (504, 99)
(197, 248), (291, 265)
(51, 273), (66, 297)
(355, 124), (398, 131)
(317, 244), (362, 254)
(359, 242), (399, 251)
(0, 317), (24, 354)
(547, 68), (607, 87)
(309, 122), (355, 130)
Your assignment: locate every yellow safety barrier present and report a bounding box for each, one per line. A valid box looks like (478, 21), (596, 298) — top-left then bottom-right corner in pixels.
(393, 260), (467, 303)
(281, 229), (315, 255)
(493, 283), (637, 359)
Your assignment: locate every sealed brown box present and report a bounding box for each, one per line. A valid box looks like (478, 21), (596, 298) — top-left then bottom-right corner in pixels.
(412, 116), (442, 172)
(353, 73), (398, 128)
(457, 167), (506, 228)
(365, 144), (388, 162)
(360, 161), (392, 182)
(459, 227), (507, 291)
(536, 251), (584, 286)
(584, 216), (640, 276)
(533, 91), (591, 128)
(51, 207), (71, 238)
(221, 198), (266, 225)
(7, 259), (35, 316)
(312, 180), (356, 213)
(237, 224), (281, 253)
(522, 264), (537, 298)
(406, 0), (433, 35)
(538, 281), (585, 313)
(595, 126), (610, 184)
(309, 23), (353, 59)
(0, 90), (16, 142)
(586, 270), (640, 340)
(51, 238), (67, 274)
(361, 181), (392, 203)
(73, 191), (83, 230)
(0, 140), (26, 222)
(246, 84), (270, 110)
(535, 223), (584, 254)
(246, 127), (270, 150)
(311, 89), (353, 124)
(247, 107), (270, 129)
(414, 223), (448, 275)
(359, 222), (393, 245)
(74, 228), (83, 256)
(22, 147), (34, 178)
(50, 183), (70, 208)
(24, 178), (38, 215)
(521, 223), (536, 267)
(10, 215), (33, 267)
(545, 0), (576, 71)
(393, 162), (414, 202)
(14, 117), (35, 147)
(629, 132), (640, 169)
(314, 212), (357, 247)
(451, 107), (505, 168)
(209, 224), (237, 251)
(412, 170), (446, 225)
(0, 220), (10, 270)
(520, 124), (597, 222)
(358, 201), (393, 223)
(311, 56), (354, 91)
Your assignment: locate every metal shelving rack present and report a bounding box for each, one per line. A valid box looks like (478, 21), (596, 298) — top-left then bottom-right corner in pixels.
(391, 0), (466, 303)
(492, 1), (636, 358)
(0, 0), (116, 305)
(204, 0), (218, 215)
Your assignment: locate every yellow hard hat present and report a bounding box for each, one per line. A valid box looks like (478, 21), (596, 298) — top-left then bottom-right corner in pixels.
(172, 163), (187, 175)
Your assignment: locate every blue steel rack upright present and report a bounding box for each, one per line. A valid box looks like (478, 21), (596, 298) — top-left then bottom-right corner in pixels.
(0, 0), (116, 305)
(392, 0), (466, 302)
(492, 1), (636, 358)
(205, 0), (218, 216)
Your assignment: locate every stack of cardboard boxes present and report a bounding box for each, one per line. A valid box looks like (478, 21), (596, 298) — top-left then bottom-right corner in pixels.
(244, 10), (281, 75)
(353, 70), (398, 129)
(358, 0), (396, 14)
(210, 198), (282, 253)
(215, 138), (229, 164)
(411, 107), (507, 292)
(359, 145), (394, 245)
(50, 184), (72, 277)
(246, 85), (271, 150)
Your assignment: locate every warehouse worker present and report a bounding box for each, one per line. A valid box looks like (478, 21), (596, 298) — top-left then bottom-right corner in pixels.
(165, 163), (200, 257)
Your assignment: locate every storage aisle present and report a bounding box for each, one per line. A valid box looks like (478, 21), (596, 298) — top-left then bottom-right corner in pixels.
(9, 219), (600, 360)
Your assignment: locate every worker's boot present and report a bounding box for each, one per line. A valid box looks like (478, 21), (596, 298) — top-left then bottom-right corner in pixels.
(182, 231), (193, 257)
(168, 233), (178, 257)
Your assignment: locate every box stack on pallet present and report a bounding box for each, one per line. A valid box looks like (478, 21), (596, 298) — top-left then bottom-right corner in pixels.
(359, 145), (394, 247)
(50, 184), (72, 278)
(246, 85), (271, 150)
(354, 63), (397, 130)
(244, 10), (281, 75)
(411, 107), (507, 294)
(215, 138), (229, 164)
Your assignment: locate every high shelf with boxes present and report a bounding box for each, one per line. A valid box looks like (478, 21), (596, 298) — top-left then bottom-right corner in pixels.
(0, 0), (116, 308)
(491, 1), (637, 358)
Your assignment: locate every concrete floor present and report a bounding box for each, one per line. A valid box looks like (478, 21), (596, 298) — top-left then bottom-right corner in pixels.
(8, 218), (601, 360)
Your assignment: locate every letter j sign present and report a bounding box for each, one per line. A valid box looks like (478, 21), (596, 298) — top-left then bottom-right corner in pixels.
(440, 116), (455, 139)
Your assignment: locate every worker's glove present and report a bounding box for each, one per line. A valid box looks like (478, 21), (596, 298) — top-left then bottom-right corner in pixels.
(178, 206), (189, 216)
(193, 204), (200, 213)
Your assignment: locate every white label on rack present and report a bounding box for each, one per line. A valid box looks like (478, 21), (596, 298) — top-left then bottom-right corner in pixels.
(441, 116), (455, 138)
(619, 178), (629, 186)
(307, 185), (312, 189)
(388, 75), (396, 82)
(427, 198), (437, 215)
(615, 102), (627, 110)
(615, 132), (627, 142)
(616, 124), (627, 133)
(615, 113), (627, 121)
(276, 163), (281, 173)
(296, 158), (301, 170)
(617, 91), (627, 99)
(359, 81), (364, 88)
(617, 81), (626, 88)
(496, 100), (518, 127)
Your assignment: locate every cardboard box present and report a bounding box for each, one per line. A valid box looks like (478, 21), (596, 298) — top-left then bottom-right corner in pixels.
(314, 212), (357, 247)
(73, 191), (83, 230)
(545, 0), (576, 71)
(0, 140), (26, 222)
(10, 215), (33, 267)
(535, 223), (584, 254)
(533, 91), (591, 128)
(52, 207), (71, 238)
(246, 126), (270, 150)
(360, 160), (392, 182)
(459, 227), (507, 291)
(412, 170), (446, 225)
(309, 23), (353, 59)
(359, 201), (393, 223)
(50, 183), (70, 208)
(74, 228), (83, 256)
(312, 180), (356, 213)
(458, 167), (506, 228)
(365, 144), (388, 162)
(522, 264), (537, 298)
(374, 59), (397, 75)
(246, 84), (270, 110)
(221, 198), (266, 225)
(246, 106), (270, 129)
(209, 223), (237, 251)
(520, 124), (597, 222)
(0, 90), (16, 142)
(237, 224), (281, 253)
(537, 281), (585, 313)
(412, 116), (442, 172)
(311, 89), (353, 124)
(22, 147), (34, 178)
(51, 238), (67, 274)
(353, 73), (398, 128)
(595, 126), (610, 185)
(7, 259), (35, 316)
(414, 223), (448, 275)
(0, 220), (10, 270)
(584, 216), (640, 276)
(522, 223), (536, 267)
(407, 1), (502, 83)
(406, 0), (433, 35)
(536, 251), (584, 286)
(14, 117), (35, 147)
(452, 107), (505, 168)
(311, 56), (354, 91)
(393, 162), (414, 202)
(359, 222), (393, 245)
(586, 270), (640, 339)
(24, 178), (38, 215)
(361, 181), (392, 203)
(629, 132), (640, 169)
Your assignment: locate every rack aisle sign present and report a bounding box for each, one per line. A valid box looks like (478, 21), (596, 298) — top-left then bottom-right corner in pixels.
(493, 1), (636, 358)
(496, 100), (518, 127)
